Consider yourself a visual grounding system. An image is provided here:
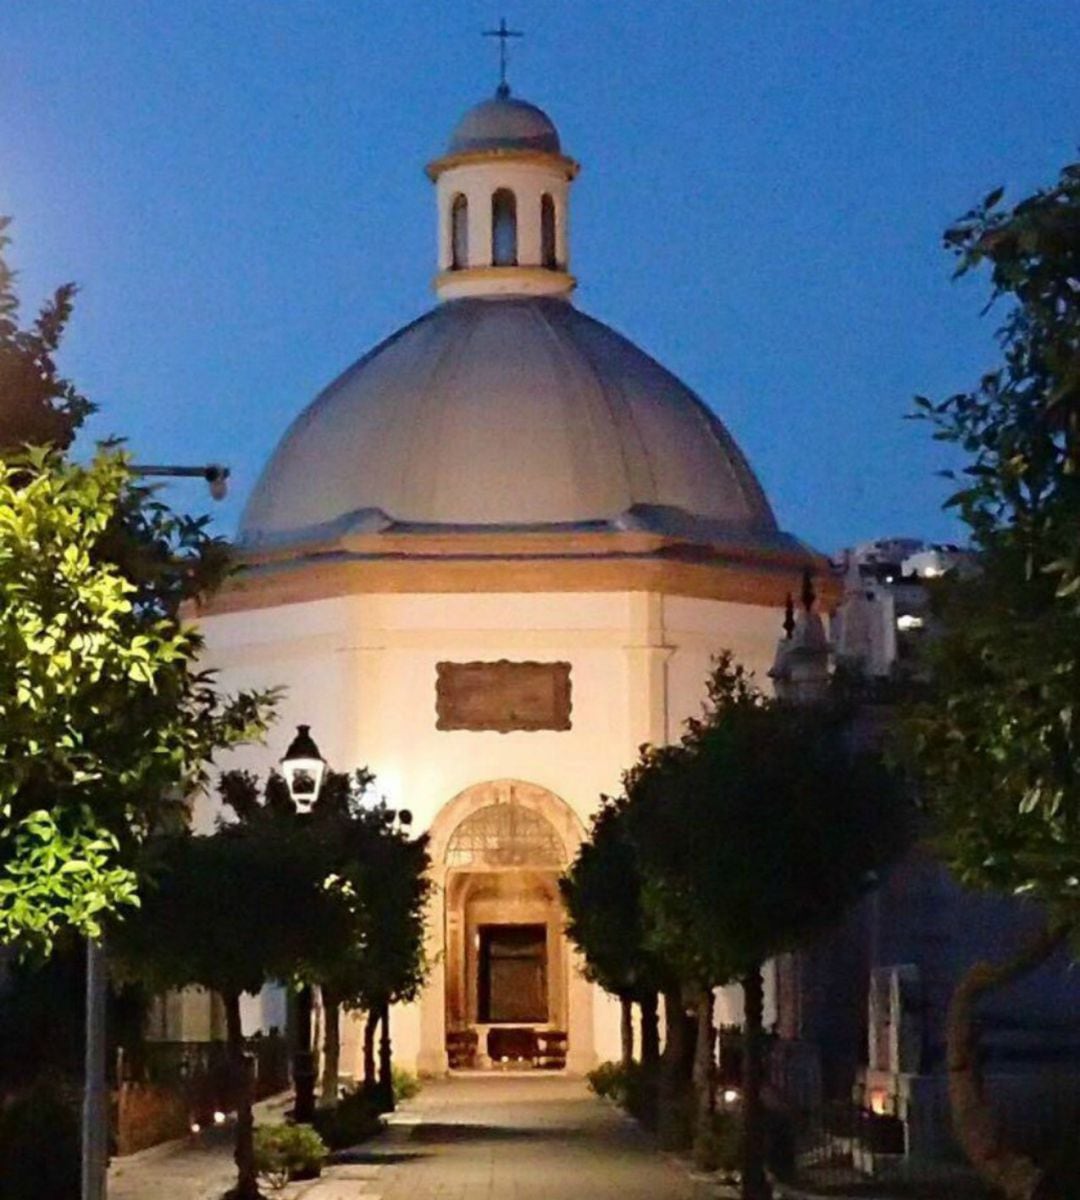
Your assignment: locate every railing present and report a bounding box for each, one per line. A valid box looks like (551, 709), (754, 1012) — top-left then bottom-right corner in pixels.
(118, 1032), (289, 1099)
(114, 1033), (292, 1155)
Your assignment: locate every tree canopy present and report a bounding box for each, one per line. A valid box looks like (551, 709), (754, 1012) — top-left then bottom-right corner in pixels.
(906, 162), (1080, 944)
(619, 655), (904, 988)
(561, 794), (672, 1005)
(0, 217), (91, 452)
(0, 220), (274, 951)
(903, 163), (1080, 1199)
(216, 767), (432, 1011)
(573, 652), (905, 1190)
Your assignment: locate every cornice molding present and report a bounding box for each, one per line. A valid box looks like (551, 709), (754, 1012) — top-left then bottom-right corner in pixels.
(426, 148), (580, 181)
(194, 530), (839, 618)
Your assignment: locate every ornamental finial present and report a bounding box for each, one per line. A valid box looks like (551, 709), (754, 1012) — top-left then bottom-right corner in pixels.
(801, 567), (816, 614)
(783, 593), (796, 640)
(483, 17), (523, 94)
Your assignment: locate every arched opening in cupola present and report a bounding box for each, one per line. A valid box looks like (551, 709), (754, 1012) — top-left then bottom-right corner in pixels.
(450, 194), (469, 270)
(540, 194), (557, 269)
(492, 188), (518, 266)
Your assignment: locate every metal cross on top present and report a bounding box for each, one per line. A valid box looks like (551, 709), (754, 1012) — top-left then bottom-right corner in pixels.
(483, 17), (523, 93)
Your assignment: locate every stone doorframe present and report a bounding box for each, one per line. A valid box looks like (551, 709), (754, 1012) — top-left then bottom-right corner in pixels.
(416, 779), (595, 1075)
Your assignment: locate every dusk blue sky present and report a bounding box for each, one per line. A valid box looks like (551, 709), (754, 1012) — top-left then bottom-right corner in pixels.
(2, 2), (1078, 553)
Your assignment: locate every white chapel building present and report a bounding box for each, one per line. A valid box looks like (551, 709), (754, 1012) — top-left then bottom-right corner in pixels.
(194, 83), (826, 1075)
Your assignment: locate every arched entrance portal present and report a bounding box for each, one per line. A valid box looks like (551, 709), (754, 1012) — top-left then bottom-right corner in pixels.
(418, 780), (594, 1074)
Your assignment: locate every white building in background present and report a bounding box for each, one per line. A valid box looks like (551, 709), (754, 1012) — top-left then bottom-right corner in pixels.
(188, 83), (829, 1075)
(830, 538), (970, 680)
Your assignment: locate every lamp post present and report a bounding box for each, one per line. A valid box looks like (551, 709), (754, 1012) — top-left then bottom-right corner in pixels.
(374, 806), (411, 1113)
(280, 725), (327, 1121)
(80, 462), (231, 1200)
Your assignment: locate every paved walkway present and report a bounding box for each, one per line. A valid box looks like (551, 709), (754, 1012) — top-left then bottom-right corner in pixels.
(108, 1074), (697, 1199)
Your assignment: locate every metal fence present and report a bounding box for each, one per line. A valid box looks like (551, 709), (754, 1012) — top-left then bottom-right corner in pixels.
(117, 1033), (290, 1104)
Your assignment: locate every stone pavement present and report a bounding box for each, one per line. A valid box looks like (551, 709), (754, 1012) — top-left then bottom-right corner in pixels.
(108, 1074), (697, 1199)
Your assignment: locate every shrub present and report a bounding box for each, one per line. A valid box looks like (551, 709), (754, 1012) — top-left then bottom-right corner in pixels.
(253, 1123), (326, 1190)
(392, 1067), (421, 1102)
(710, 1108), (744, 1176)
(623, 1064), (658, 1127)
(587, 1061), (628, 1102)
(587, 1061), (660, 1128)
(658, 1088), (694, 1152)
(311, 1085), (383, 1150)
(0, 1077), (80, 1200)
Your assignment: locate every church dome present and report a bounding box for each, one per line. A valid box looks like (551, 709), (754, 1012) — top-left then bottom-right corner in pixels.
(239, 297), (791, 554)
(447, 90), (561, 155)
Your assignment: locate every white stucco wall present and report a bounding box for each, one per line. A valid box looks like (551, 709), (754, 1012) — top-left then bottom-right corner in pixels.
(195, 586), (786, 1072)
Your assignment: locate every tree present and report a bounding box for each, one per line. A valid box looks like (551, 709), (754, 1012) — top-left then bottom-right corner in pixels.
(625, 655), (904, 1194)
(111, 820), (345, 1200)
(217, 768), (431, 1111)
(0, 217), (92, 451)
(562, 799), (666, 1079)
(310, 786), (430, 1109)
(905, 162), (1080, 1200)
(0, 221), (273, 952)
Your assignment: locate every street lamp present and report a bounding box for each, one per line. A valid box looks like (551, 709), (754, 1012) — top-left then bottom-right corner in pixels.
(279, 725), (326, 1122)
(81, 460), (233, 1200)
(280, 725), (327, 813)
(131, 463), (230, 501)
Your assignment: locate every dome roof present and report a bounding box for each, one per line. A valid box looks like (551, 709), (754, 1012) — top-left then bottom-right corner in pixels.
(239, 297), (792, 555)
(447, 90), (561, 155)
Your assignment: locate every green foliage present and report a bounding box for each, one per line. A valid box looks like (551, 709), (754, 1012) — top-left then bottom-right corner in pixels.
(905, 162), (1080, 942)
(217, 768), (432, 1011)
(0, 1076), (81, 1200)
(701, 1109), (743, 1177)
(391, 1066), (421, 1102)
(0, 225), (275, 952)
(0, 446), (272, 951)
(0, 217), (92, 451)
(110, 819), (345, 1000)
(311, 1085), (383, 1149)
(253, 1122), (326, 1190)
(586, 1060), (628, 1101)
(561, 796), (672, 1004)
(586, 1060), (657, 1125)
(622, 654), (906, 987)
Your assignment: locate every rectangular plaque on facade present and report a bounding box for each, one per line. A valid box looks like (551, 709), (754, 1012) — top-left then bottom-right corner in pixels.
(435, 660), (572, 733)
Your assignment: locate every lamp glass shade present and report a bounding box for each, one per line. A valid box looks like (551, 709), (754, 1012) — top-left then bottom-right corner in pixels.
(281, 725), (326, 812)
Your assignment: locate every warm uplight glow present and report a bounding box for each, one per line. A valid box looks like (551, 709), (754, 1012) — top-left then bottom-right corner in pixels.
(869, 1088), (890, 1115)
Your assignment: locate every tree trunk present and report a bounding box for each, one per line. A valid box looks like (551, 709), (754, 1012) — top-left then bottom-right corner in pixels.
(639, 990), (661, 1074)
(223, 991), (260, 1200)
(378, 999), (394, 1113)
(620, 994), (635, 1068)
(741, 965), (771, 1200)
(321, 987), (340, 1107)
(692, 984), (718, 1170)
(658, 987), (694, 1150)
(948, 924), (1071, 1200)
(363, 1009), (378, 1087)
(292, 984), (316, 1123)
